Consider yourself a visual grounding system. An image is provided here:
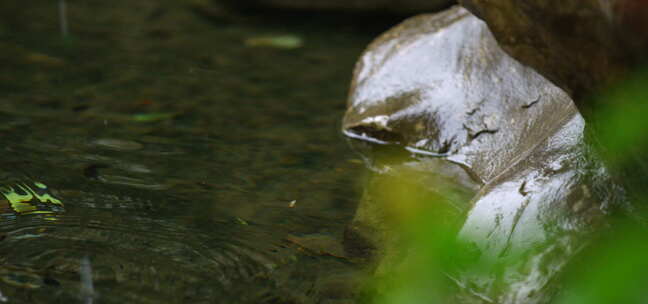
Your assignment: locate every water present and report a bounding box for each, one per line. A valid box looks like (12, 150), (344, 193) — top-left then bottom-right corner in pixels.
(0, 0), (401, 302)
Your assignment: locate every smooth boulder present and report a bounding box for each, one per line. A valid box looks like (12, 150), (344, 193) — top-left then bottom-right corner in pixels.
(343, 6), (623, 303)
(458, 0), (648, 110)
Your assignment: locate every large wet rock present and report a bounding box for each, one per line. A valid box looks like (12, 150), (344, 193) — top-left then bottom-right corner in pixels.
(458, 0), (648, 110)
(456, 0), (648, 212)
(342, 6), (623, 303)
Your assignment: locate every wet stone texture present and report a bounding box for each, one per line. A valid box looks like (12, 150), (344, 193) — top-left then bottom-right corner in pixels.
(342, 6), (624, 303)
(457, 0), (648, 213)
(458, 0), (648, 112)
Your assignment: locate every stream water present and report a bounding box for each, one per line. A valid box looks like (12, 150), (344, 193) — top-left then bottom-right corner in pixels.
(0, 1), (403, 302)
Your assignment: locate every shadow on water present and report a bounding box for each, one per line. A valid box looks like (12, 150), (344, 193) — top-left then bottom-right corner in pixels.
(0, 0), (408, 302)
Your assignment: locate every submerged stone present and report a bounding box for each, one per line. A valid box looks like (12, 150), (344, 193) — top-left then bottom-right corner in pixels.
(342, 6), (623, 303)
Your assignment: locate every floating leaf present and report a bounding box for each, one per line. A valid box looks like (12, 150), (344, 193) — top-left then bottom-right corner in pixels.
(245, 35), (303, 49)
(132, 112), (174, 123)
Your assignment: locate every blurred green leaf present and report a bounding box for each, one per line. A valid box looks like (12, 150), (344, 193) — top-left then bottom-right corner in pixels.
(132, 112), (174, 123)
(593, 69), (648, 165)
(557, 221), (648, 304)
(245, 35), (303, 49)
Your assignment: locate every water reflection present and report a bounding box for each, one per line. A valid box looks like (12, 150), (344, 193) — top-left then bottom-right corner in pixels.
(0, 0), (388, 302)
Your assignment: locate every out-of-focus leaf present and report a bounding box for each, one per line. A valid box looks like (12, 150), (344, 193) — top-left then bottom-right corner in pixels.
(132, 112), (174, 123)
(593, 69), (648, 165)
(245, 35), (303, 49)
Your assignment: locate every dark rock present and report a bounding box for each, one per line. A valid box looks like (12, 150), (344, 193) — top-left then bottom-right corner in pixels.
(342, 6), (623, 303)
(458, 0), (648, 113)
(457, 0), (648, 217)
(343, 223), (378, 261)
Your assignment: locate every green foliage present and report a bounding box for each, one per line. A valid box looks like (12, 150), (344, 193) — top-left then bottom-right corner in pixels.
(557, 221), (648, 304)
(594, 69), (648, 167)
(558, 69), (648, 304)
(362, 170), (473, 303)
(366, 69), (648, 303)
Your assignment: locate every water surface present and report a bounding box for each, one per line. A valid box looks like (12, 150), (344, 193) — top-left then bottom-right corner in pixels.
(0, 1), (399, 302)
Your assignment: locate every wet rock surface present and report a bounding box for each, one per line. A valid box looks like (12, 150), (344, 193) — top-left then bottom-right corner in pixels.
(344, 6), (576, 183)
(456, 0), (648, 220)
(342, 6), (624, 303)
(458, 0), (648, 109)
